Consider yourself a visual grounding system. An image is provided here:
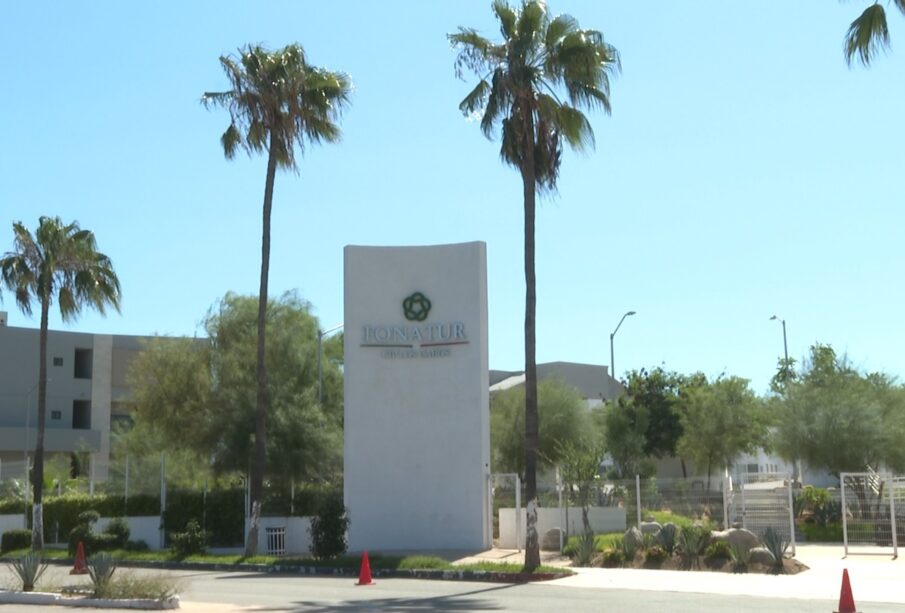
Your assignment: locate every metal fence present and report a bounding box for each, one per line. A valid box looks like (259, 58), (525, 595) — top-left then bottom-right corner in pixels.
(841, 472), (899, 558)
(727, 472), (796, 555)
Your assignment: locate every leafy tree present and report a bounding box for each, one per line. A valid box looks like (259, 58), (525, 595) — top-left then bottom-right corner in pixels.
(601, 399), (652, 480)
(202, 44), (351, 556)
(557, 439), (605, 536)
(772, 344), (905, 477)
(677, 376), (771, 489)
(127, 293), (343, 492)
(0, 216), (121, 550)
(491, 378), (594, 476)
(450, 0), (619, 570)
(844, 1), (905, 66)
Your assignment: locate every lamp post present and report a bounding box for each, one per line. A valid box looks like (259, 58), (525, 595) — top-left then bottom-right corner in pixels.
(610, 311), (636, 382)
(317, 323), (344, 404)
(769, 315), (789, 363)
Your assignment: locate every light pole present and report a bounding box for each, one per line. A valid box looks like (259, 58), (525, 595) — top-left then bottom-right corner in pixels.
(317, 323), (344, 404)
(610, 311), (636, 382)
(769, 315), (789, 363)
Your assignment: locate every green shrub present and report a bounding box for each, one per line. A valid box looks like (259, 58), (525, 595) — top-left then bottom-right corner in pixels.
(800, 522), (843, 542)
(761, 527), (788, 572)
(2, 529), (32, 553)
(309, 492), (350, 560)
(88, 553), (117, 597)
(601, 546), (624, 568)
(170, 519), (208, 557)
(645, 544), (668, 563)
(677, 525), (709, 569)
(573, 532), (597, 567)
(10, 551), (48, 592)
(729, 541), (751, 573)
(104, 518), (130, 548)
(68, 524), (93, 556)
(78, 510), (100, 526)
(125, 539), (149, 552)
(162, 489), (243, 547)
(704, 540), (731, 559)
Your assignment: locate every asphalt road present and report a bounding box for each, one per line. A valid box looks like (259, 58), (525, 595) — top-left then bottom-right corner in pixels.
(2, 568), (904, 612)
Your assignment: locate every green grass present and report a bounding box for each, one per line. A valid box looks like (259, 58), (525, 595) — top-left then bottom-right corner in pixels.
(563, 531), (623, 556)
(646, 510), (714, 531)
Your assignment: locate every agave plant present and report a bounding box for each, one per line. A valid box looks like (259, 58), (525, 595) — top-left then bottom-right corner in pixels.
(10, 551), (48, 592)
(656, 523), (678, 555)
(573, 532), (597, 567)
(88, 552), (118, 597)
(761, 527), (789, 572)
(729, 541), (752, 573)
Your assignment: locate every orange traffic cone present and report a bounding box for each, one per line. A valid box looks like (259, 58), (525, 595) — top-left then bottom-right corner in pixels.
(835, 568), (859, 613)
(356, 550), (374, 585)
(70, 541), (88, 575)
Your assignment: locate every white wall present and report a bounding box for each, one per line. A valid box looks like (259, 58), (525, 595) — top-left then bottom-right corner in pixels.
(245, 516), (312, 556)
(95, 516), (162, 550)
(497, 507), (627, 549)
(0, 514), (25, 536)
(344, 242), (490, 551)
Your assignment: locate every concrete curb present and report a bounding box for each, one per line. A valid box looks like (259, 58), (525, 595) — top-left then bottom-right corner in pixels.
(0, 591), (179, 609)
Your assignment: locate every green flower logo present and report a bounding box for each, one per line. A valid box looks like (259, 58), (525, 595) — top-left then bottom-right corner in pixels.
(403, 292), (431, 322)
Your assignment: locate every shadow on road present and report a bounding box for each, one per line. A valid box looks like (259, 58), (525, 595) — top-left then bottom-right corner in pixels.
(284, 583), (514, 611)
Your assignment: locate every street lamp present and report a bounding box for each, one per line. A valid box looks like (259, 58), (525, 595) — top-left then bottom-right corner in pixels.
(769, 315), (789, 363)
(317, 323), (344, 404)
(610, 311), (636, 382)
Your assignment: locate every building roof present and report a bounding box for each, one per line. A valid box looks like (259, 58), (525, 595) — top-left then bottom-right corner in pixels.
(489, 361), (624, 402)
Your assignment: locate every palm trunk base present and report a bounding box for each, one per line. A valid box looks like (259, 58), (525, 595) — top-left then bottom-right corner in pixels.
(31, 503), (44, 551)
(524, 498), (540, 570)
(245, 501), (261, 557)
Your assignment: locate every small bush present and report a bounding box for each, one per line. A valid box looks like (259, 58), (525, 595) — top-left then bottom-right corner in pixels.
(645, 544), (668, 564)
(309, 492), (350, 560)
(573, 532), (597, 567)
(78, 510), (100, 526)
(170, 519), (208, 557)
(601, 547), (624, 568)
(88, 553), (117, 596)
(104, 518), (130, 548)
(2, 529), (32, 553)
(677, 525), (709, 569)
(125, 539), (149, 552)
(761, 527), (789, 572)
(91, 571), (179, 601)
(68, 524), (93, 556)
(10, 551), (48, 592)
(729, 541), (751, 573)
(704, 540), (731, 559)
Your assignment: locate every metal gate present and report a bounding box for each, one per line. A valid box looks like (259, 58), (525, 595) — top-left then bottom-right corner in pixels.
(726, 472), (796, 556)
(840, 472), (898, 558)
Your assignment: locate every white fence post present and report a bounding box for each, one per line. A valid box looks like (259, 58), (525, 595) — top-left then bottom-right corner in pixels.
(635, 474), (642, 526)
(888, 473), (898, 558)
(841, 473), (850, 557)
(787, 472), (796, 557)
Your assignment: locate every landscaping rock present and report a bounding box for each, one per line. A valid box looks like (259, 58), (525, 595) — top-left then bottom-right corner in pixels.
(639, 521), (662, 536)
(710, 528), (760, 550)
(748, 546), (777, 566)
(624, 526), (644, 550)
(541, 528), (563, 551)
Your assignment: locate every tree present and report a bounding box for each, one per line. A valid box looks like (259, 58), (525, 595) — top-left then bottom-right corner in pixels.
(491, 378), (596, 475)
(772, 344), (905, 477)
(557, 438), (605, 536)
(127, 292), (343, 488)
(450, 0), (619, 570)
(844, 2), (905, 66)
(0, 216), (120, 549)
(677, 376), (771, 489)
(202, 44), (351, 556)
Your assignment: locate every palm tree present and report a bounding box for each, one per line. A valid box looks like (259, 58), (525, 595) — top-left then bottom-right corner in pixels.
(845, 2), (905, 66)
(0, 216), (121, 550)
(202, 43), (351, 556)
(450, 1), (619, 570)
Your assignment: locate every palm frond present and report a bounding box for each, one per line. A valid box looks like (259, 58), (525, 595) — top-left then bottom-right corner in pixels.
(545, 14), (578, 52)
(459, 79), (491, 116)
(845, 4), (890, 66)
(555, 105), (595, 152)
(493, 0), (518, 39)
(896, 0), (905, 17)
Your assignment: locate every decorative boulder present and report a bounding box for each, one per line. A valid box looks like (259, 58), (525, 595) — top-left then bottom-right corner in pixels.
(748, 546), (777, 566)
(624, 526), (644, 550)
(639, 521), (662, 536)
(541, 528), (563, 551)
(711, 528), (761, 551)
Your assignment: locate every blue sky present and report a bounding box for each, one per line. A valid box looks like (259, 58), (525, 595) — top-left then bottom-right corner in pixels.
(2, 1), (903, 394)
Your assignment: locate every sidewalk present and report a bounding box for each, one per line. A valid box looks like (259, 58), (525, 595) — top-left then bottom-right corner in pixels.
(462, 544), (903, 604)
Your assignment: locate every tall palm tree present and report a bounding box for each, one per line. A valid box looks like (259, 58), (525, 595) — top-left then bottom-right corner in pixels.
(845, 1), (905, 66)
(202, 43), (351, 556)
(450, 1), (619, 570)
(0, 216), (121, 550)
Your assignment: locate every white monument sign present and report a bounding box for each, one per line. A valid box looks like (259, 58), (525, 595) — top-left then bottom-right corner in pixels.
(344, 242), (490, 551)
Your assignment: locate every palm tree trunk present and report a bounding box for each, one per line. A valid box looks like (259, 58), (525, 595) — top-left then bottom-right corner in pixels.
(246, 137), (278, 557)
(521, 109), (540, 572)
(32, 298), (49, 551)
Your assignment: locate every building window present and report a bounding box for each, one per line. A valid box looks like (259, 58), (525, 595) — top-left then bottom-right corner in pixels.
(51, 410), (61, 420)
(53, 357), (63, 367)
(74, 349), (93, 379)
(72, 400), (91, 429)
